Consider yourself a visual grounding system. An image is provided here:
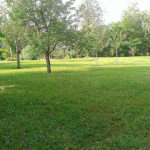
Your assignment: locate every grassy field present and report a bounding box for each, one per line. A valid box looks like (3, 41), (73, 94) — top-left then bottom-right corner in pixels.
(1, 57), (150, 149)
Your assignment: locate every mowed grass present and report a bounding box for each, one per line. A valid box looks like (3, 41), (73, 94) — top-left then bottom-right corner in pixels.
(1, 57), (150, 149)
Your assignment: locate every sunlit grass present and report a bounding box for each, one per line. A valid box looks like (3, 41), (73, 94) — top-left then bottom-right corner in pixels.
(1, 56), (150, 149)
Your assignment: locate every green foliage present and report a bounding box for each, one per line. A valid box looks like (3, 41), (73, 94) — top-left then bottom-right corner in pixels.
(78, 0), (103, 28)
(0, 32), (4, 48)
(0, 49), (5, 60)
(11, 0), (76, 72)
(1, 0), (150, 62)
(66, 50), (77, 59)
(0, 32), (4, 38)
(121, 4), (150, 56)
(76, 0), (103, 58)
(21, 45), (42, 60)
(24, 0), (75, 52)
(2, 14), (26, 54)
(74, 3), (150, 58)
(0, 48), (9, 60)
(52, 51), (65, 59)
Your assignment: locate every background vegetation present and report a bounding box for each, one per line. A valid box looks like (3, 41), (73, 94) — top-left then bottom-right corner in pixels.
(0, 0), (150, 72)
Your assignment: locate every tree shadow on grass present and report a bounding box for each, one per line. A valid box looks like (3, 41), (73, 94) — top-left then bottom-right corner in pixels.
(1, 63), (150, 77)
(0, 62), (92, 71)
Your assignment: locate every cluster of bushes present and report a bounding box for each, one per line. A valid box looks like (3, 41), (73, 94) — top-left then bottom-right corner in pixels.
(0, 50), (5, 60)
(0, 49), (10, 60)
(51, 50), (77, 59)
(21, 45), (43, 60)
(0, 45), (80, 61)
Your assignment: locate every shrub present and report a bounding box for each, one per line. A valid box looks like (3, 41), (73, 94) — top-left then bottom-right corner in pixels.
(52, 51), (65, 59)
(0, 49), (9, 60)
(0, 51), (5, 60)
(21, 45), (42, 60)
(66, 50), (77, 59)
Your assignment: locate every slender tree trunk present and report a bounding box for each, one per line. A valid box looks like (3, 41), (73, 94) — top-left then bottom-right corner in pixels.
(15, 40), (21, 69)
(116, 48), (118, 64)
(132, 48), (135, 57)
(10, 46), (13, 58)
(45, 52), (51, 73)
(129, 48), (132, 56)
(96, 49), (98, 65)
(16, 44), (20, 69)
(16, 52), (20, 69)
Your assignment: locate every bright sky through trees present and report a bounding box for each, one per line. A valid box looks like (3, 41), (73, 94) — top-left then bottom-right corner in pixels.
(63, 0), (150, 24)
(0, 0), (150, 24)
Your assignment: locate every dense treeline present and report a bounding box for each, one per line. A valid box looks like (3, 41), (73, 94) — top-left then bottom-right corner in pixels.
(0, 0), (150, 72)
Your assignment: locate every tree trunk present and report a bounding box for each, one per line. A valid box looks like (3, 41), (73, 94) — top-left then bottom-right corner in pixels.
(16, 52), (20, 69)
(15, 40), (21, 69)
(132, 48), (135, 57)
(96, 49), (98, 65)
(16, 44), (20, 69)
(116, 48), (118, 64)
(10, 46), (13, 58)
(45, 52), (51, 73)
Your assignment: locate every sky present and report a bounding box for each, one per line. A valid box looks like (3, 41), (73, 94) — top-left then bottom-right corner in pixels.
(72, 0), (150, 24)
(0, 0), (150, 24)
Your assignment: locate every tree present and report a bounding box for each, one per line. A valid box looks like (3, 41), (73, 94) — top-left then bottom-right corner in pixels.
(2, 18), (26, 68)
(78, 0), (103, 63)
(121, 3), (150, 56)
(1, 0), (26, 68)
(15, 0), (76, 73)
(91, 25), (106, 64)
(108, 23), (127, 64)
(78, 0), (103, 28)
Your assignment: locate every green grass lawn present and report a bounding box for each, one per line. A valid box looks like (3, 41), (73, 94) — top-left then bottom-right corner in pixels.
(1, 57), (150, 149)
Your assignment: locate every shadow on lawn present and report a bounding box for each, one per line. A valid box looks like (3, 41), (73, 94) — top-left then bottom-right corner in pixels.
(0, 62), (46, 70)
(1, 62), (150, 77)
(0, 62), (92, 71)
(1, 60), (150, 71)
